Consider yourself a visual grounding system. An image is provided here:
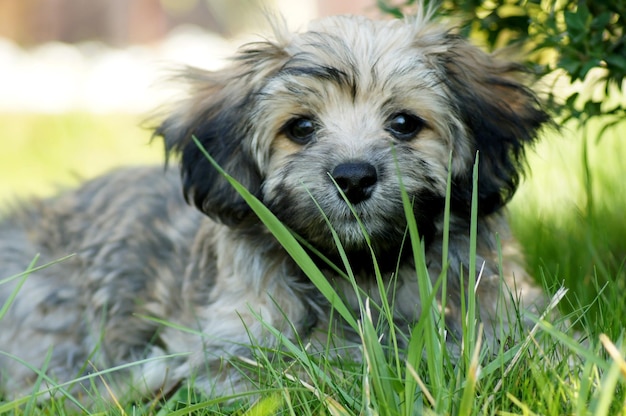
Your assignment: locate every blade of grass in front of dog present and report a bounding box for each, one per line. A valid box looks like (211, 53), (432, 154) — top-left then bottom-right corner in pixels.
(192, 137), (357, 330)
(397, 166), (445, 409)
(327, 175), (404, 370)
(0, 350), (190, 413)
(0, 254), (75, 320)
(0, 254), (75, 286)
(531, 314), (605, 368)
(457, 325), (482, 416)
(248, 308), (356, 407)
(439, 153), (454, 330)
(573, 356), (597, 416)
(399, 154), (455, 416)
(463, 154), (480, 366)
(594, 335), (626, 416)
(0, 350), (87, 412)
(299, 189), (403, 408)
(24, 347), (54, 415)
(303, 185), (364, 306)
(359, 298), (398, 412)
(0, 256), (38, 320)
(404, 323), (425, 413)
(240, 393), (284, 416)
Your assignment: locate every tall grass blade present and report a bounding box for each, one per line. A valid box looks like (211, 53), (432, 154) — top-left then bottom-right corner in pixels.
(192, 136), (357, 331)
(0, 255), (76, 320)
(458, 325), (483, 416)
(327, 174), (404, 375)
(359, 298), (397, 414)
(396, 155), (445, 411)
(593, 360), (622, 416)
(463, 153), (480, 365)
(439, 152), (454, 331)
(248, 308), (356, 406)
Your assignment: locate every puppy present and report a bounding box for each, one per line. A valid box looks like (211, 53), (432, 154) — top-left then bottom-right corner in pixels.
(0, 11), (549, 403)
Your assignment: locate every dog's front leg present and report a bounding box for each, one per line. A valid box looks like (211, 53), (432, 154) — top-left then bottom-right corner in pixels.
(146, 227), (312, 398)
(171, 277), (309, 397)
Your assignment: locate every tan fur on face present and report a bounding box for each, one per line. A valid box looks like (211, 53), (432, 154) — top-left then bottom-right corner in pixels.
(0, 9), (550, 404)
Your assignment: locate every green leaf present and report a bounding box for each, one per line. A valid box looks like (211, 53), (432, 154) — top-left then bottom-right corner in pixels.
(558, 56), (582, 79)
(583, 100), (603, 117)
(579, 58), (602, 79)
(591, 11), (613, 31)
(565, 4), (590, 32)
(606, 54), (626, 72)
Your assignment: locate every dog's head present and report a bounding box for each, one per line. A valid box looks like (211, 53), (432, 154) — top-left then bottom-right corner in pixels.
(156, 13), (549, 262)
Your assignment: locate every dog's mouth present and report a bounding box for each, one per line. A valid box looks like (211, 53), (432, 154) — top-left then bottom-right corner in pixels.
(304, 196), (443, 273)
(279, 197), (420, 273)
(308, 238), (412, 274)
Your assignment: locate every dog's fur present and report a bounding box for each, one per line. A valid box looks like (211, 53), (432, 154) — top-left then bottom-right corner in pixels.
(0, 12), (549, 402)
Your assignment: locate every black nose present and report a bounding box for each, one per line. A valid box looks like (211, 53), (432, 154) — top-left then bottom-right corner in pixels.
(331, 162), (378, 204)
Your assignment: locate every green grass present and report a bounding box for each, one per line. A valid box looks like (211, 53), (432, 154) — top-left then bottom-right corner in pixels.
(510, 118), (626, 339)
(0, 113), (161, 203)
(1, 113), (626, 415)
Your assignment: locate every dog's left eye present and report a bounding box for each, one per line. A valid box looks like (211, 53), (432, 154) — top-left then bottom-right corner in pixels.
(283, 117), (317, 144)
(387, 113), (425, 141)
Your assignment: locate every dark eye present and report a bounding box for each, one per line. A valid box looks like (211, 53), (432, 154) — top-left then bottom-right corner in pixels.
(387, 112), (425, 141)
(283, 117), (317, 144)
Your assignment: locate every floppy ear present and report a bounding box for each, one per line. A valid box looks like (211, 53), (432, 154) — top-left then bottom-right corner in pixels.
(441, 35), (551, 215)
(155, 41), (289, 226)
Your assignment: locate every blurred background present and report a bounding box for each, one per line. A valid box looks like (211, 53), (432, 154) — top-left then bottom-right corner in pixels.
(0, 0), (376, 199)
(0, 0), (625, 329)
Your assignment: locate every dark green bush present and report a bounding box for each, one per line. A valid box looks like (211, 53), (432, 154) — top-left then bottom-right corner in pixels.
(377, 0), (626, 126)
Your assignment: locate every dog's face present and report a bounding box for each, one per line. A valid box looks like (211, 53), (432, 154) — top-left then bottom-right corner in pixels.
(157, 14), (548, 262)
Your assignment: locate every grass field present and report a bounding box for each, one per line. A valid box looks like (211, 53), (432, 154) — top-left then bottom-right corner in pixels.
(1, 113), (625, 415)
(0, 113), (161, 202)
(510, 119), (626, 337)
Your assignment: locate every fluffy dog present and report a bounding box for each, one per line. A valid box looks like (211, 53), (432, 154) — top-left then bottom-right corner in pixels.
(0, 11), (549, 403)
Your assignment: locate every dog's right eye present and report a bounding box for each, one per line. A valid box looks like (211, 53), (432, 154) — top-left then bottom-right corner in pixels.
(283, 117), (317, 144)
(387, 112), (425, 141)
